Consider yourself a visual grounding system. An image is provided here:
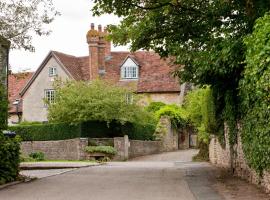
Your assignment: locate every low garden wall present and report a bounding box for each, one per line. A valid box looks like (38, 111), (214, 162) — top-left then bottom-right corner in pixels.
(129, 140), (162, 158)
(209, 127), (270, 193)
(21, 138), (88, 160)
(21, 134), (176, 161)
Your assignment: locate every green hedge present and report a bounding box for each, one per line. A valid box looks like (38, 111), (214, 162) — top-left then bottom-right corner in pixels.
(0, 133), (20, 185)
(9, 121), (156, 141)
(9, 123), (81, 141)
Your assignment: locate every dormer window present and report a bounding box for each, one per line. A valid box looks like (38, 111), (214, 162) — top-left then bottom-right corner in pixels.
(49, 67), (57, 77)
(121, 57), (139, 80)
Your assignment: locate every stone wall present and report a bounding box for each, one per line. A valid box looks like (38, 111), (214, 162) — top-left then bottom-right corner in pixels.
(21, 138), (88, 160)
(209, 126), (270, 193)
(129, 140), (162, 158)
(158, 117), (178, 152)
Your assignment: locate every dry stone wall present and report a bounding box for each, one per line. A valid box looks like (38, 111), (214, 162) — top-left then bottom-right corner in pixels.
(209, 126), (270, 193)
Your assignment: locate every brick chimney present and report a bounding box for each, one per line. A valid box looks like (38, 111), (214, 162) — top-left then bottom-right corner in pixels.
(86, 23), (111, 80)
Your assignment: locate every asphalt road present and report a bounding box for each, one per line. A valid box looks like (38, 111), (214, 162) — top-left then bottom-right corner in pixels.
(0, 150), (268, 200)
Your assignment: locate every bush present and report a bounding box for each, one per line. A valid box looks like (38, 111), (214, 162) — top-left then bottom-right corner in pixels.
(0, 133), (21, 185)
(29, 151), (45, 161)
(155, 104), (188, 129)
(184, 86), (216, 144)
(9, 123), (81, 141)
(84, 146), (117, 155)
(145, 102), (165, 113)
(9, 120), (156, 141)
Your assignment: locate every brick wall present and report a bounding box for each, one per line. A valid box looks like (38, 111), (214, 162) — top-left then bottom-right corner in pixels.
(209, 125), (270, 193)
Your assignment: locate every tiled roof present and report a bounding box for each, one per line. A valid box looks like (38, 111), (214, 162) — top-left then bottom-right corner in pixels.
(54, 51), (180, 93)
(8, 72), (33, 113)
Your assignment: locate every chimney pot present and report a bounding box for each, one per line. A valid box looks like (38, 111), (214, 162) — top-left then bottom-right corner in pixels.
(91, 23), (94, 30)
(104, 26), (107, 33)
(98, 24), (102, 32)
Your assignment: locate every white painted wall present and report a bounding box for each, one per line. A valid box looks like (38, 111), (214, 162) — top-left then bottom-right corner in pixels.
(22, 57), (71, 122)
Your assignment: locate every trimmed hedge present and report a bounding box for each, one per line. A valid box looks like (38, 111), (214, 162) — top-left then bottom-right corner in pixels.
(9, 123), (81, 141)
(9, 121), (156, 141)
(0, 133), (21, 185)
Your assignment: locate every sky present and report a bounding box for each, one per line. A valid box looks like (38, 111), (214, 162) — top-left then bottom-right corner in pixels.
(9, 0), (128, 72)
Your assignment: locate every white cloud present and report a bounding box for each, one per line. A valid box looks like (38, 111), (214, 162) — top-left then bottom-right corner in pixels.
(9, 0), (128, 72)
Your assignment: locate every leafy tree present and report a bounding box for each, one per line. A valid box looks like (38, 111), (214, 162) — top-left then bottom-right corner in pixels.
(48, 80), (155, 126)
(92, 0), (270, 140)
(155, 104), (188, 129)
(184, 86), (216, 144)
(0, 0), (59, 51)
(145, 101), (165, 113)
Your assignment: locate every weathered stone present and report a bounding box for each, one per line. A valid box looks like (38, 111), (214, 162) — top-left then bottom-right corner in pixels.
(209, 126), (270, 194)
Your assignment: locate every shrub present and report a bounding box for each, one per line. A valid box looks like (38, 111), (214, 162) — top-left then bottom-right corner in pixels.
(184, 86), (216, 144)
(84, 146), (117, 155)
(155, 104), (188, 129)
(145, 102), (165, 113)
(0, 133), (21, 185)
(9, 123), (81, 141)
(29, 151), (45, 161)
(48, 80), (144, 125)
(9, 120), (156, 141)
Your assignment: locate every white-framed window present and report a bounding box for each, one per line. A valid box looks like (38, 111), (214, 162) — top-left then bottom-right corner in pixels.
(44, 89), (55, 105)
(122, 66), (138, 79)
(121, 58), (139, 79)
(49, 67), (57, 76)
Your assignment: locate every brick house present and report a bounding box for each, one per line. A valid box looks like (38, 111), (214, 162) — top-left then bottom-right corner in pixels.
(8, 72), (33, 124)
(20, 24), (182, 122)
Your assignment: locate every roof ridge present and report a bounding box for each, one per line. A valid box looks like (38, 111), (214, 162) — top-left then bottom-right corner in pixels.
(52, 50), (78, 58)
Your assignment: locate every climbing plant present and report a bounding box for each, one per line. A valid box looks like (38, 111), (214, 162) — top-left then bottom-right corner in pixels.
(240, 12), (270, 173)
(0, 83), (8, 131)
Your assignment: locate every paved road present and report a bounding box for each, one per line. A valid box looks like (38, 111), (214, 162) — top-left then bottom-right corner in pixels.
(0, 149), (268, 200)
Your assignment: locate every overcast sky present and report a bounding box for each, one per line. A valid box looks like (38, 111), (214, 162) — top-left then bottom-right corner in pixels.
(9, 0), (128, 72)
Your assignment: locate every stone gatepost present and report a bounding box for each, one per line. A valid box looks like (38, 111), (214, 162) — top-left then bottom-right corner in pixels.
(113, 135), (130, 161)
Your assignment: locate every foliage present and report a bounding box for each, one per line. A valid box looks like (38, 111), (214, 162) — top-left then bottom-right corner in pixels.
(0, 132), (21, 185)
(9, 123), (81, 141)
(19, 121), (43, 125)
(0, 0), (59, 51)
(92, 0), (270, 170)
(48, 80), (153, 125)
(92, 0), (269, 94)
(239, 13), (270, 173)
(29, 151), (45, 161)
(0, 83), (8, 131)
(184, 87), (216, 144)
(84, 146), (117, 155)
(145, 101), (165, 113)
(155, 104), (188, 129)
(9, 120), (156, 141)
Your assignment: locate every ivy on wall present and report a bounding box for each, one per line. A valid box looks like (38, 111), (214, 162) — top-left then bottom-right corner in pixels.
(240, 12), (270, 173)
(0, 83), (8, 131)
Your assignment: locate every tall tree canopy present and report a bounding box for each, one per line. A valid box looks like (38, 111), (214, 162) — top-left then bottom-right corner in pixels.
(0, 0), (59, 51)
(92, 0), (270, 141)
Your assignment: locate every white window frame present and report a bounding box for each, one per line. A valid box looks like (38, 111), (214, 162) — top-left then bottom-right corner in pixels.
(121, 58), (139, 80)
(122, 66), (138, 79)
(49, 66), (57, 77)
(44, 89), (56, 105)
